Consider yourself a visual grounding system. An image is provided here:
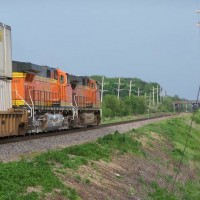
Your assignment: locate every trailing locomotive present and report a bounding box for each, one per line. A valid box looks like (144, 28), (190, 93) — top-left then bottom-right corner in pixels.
(0, 22), (101, 137)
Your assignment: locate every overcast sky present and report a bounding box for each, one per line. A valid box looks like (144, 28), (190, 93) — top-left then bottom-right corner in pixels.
(1, 0), (200, 99)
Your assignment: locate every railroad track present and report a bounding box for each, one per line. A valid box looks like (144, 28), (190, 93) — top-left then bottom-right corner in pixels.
(0, 114), (172, 145)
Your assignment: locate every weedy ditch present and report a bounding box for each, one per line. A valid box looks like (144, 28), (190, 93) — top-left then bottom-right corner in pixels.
(0, 116), (200, 199)
(0, 131), (142, 199)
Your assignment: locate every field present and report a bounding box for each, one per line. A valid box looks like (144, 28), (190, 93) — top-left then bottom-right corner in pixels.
(0, 115), (200, 199)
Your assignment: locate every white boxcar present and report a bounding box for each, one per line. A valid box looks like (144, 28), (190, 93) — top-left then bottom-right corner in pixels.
(0, 22), (12, 78)
(0, 79), (12, 111)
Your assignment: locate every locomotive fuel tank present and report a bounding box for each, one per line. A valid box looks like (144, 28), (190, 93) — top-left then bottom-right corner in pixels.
(80, 113), (96, 125)
(37, 113), (66, 132)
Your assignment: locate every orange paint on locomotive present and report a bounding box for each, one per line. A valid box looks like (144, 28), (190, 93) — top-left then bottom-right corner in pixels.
(73, 78), (100, 108)
(12, 68), (72, 107)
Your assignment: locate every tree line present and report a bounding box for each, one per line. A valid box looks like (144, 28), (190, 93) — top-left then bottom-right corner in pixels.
(90, 75), (182, 118)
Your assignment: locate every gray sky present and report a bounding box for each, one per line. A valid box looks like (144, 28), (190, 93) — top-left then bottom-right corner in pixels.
(1, 0), (200, 99)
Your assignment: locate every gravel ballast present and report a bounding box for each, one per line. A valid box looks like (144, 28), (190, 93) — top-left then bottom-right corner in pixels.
(0, 116), (174, 162)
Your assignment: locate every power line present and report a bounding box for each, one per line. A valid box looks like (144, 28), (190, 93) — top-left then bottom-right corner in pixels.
(171, 85), (200, 192)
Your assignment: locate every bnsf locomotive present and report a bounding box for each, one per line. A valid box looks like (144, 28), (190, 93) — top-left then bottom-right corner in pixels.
(0, 23), (101, 138)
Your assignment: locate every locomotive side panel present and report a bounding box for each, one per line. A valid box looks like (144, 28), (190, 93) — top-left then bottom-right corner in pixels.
(66, 78), (72, 106)
(88, 79), (101, 109)
(12, 72), (26, 106)
(57, 69), (71, 106)
(12, 63), (74, 109)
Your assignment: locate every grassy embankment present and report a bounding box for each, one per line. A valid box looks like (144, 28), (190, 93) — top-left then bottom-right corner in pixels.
(0, 115), (200, 199)
(102, 111), (172, 124)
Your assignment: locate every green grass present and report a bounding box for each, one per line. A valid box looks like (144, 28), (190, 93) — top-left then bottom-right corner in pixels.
(36, 131), (142, 170)
(148, 182), (178, 200)
(138, 116), (200, 199)
(179, 181), (200, 200)
(138, 117), (200, 163)
(0, 131), (141, 200)
(102, 115), (138, 124)
(0, 116), (200, 200)
(193, 109), (200, 124)
(0, 160), (78, 200)
(101, 112), (171, 124)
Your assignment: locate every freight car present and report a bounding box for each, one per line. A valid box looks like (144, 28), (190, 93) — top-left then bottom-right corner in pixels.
(0, 22), (28, 137)
(0, 22), (101, 138)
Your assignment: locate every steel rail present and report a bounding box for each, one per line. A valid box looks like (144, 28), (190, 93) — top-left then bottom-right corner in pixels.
(0, 114), (172, 145)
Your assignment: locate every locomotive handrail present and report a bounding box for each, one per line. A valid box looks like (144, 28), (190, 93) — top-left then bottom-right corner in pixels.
(71, 106), (78, 120)
(74, 95), (78, 108)
(29, 89), (35, 122)
(73, 95), (78, 119)
(100, 108), (102, 117)
(13, 90), (33, 119)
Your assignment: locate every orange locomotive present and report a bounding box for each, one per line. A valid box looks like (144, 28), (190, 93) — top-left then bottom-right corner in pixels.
(11, 61), (101, 133)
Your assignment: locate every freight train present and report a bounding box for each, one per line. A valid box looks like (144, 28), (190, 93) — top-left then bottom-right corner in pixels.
(0, 23), (101, 137)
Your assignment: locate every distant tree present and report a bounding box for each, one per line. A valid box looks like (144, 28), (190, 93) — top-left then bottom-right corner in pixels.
(158, 96), (174, 112)
(173, 95), (180, 101)
(102, 95), (120, 117)
(127, 96), (147, 114)
(102, 94), (147, 118)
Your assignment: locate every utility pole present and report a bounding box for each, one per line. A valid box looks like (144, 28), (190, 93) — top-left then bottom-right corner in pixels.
(173, 103), (176, 113)
(115, 78), (124, 99)
(151, 86), (155, 106)
(145, 92), (149, 104)
(149, 92), (152, 107)
(136, 87), (143, 96)
(157, 85), (159, 104)
(128, 80), (135, 97)
(164, 90), (167, 99)
(185, 101), (188, 112)
(160, 87), (162, 103)
(100, 76), (108, 102)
